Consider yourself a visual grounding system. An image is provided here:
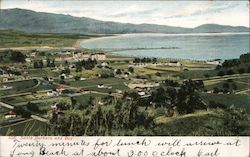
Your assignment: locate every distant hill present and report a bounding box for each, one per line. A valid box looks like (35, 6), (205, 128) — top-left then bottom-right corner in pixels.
(193, 24), (249, 33)
(0, 8), (249, 34)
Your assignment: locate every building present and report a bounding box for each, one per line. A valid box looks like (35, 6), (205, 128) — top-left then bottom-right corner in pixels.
(73, 52), (90, 60)
(128, 81), (160, 90)
(166, 61), (182, 67)
(91, 53), (106, 61)
(206, 59), (222, 65)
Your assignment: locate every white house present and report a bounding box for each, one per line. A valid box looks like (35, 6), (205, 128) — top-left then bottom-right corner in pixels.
(91, 53), (106, 61)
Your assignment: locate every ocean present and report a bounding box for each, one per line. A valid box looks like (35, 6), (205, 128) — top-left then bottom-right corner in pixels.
(80, 33), (250, 60)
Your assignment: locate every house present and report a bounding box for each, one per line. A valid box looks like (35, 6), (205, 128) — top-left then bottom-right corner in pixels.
(55, 53), (74, 61)
(91, 53), (106, 61)
(98, 84), (104, 88)
(101, 62), (109, 67)
(138, 91), (146, 96)
(5, 111), (17, 119)
(47, 90), (60, 97)
(166, 61), (182, 67)
(0, 78), (9, 83)
(25, 58), (32, 63)
(73, 52), (90, 60)
(206, 59), (222, 65)
(0, 70), (8, 77)
(48, 77), (54, 82)
(0, 85), (13, 90)
(128, 81), (160, 90)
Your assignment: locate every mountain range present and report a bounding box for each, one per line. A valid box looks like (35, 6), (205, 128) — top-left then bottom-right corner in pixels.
(0, 8), (249, 35)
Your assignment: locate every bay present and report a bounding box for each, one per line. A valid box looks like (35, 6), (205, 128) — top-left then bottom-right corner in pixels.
(80, 33), (250, 60)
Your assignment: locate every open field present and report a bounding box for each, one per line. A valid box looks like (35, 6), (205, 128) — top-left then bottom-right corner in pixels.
(204, 80), (249, 91)
(201, 93), (250, 113)
(0, 30), (91, 48)
(0, 119), (48, 136)
(26, 68), (60, 77)
(0, 79), (38, 96)
(2, 94), (38, 104)
(69, 77), (129, 93)
(154, 109), (228, 136)
(72, 93), (106, 105)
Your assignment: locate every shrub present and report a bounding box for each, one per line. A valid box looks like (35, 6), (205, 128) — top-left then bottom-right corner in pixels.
(217, 71), (225, 76)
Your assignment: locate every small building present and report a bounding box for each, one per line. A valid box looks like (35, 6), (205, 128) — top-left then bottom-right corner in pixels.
(91, 53), (106, 61)
(47, 90), (60, 97)
(166, 61), (181, 67)
(206, 59), (222, 65)
(138, 91), (146, 96)
(5, 111), (17, 119)
(25, 58), (32, 63)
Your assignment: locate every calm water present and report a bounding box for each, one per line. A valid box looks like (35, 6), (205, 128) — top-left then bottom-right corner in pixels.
(80, 33), (250, 60)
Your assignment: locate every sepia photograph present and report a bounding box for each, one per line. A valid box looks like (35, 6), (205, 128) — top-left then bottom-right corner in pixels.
(0, 0), (249, 137)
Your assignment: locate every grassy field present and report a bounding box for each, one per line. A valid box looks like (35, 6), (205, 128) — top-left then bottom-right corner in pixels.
(26, 68), (60, 77)
(154, 110), (228, 136)
(154, 108), (250, 136)
(0, 119), (48, 136)
(0, 107), (9, 114)
(204, 80), (248, 91)
(72, 93), (106, 105)
(2, 94), (38, 104)
(180, 69), (218, 79)
(201, 93), (250, 113)
(234, 77), (250, 83)
(0, 30), (89, 48)
(0, 79), (38, 96)
(69, 77), (129, 93)
(72, 68), (102, 78)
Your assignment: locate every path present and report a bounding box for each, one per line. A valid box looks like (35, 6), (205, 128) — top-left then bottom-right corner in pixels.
(0, 101), (14, 109)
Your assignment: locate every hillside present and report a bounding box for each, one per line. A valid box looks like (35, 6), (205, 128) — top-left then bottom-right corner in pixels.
(0, 8), (249, 35)
(193, 24), (250, 33)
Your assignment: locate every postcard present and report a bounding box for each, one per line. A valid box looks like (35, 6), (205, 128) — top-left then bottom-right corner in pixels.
(0, 0), (249, 156)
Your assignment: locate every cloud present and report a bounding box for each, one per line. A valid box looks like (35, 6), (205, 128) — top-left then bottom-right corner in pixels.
(1, 0), (249, 27)
(165, 2), (239, 19)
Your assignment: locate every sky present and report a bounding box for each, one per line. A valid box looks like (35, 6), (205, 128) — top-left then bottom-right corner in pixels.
(1, 0), (250, 28)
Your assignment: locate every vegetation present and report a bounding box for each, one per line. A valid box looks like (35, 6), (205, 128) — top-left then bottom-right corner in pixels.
(0, 30), (88, 48)
(1, 34), (249, 136)
(0, 49), (26, 63)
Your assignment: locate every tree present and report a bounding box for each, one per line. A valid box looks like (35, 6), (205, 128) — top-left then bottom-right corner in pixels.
(47, 58), (55, 67)
(232, 83), (238, 90)
(152, 57), (157, 63)
(99, 70), (114, 78)
(204, 74), (210, 78)
(74, 76), (80, 81)
(75, 61), (82, 72)
(155, 72), (161, 77)
(213, 87), (220, 93)
(13, 106), (31, 118)
(71, 97), (77, 109)
(33, 60), (44, 69)
(164, 80), (179, 87)
(128, 67), (134, 73)
(9, 50), (26, 62)
(238, 68), (245, 74)
(83, 58), (97, 70)
(217, 71), (225, 76)
(116, 69), (122, 75)
(223, 106), (249, 135)
(226, 69), (234, 75)
(223, 82), (230, 89)
(239, 53), (250, 63)
(62, 68), (70, 75)
(27, 102), (39, 113)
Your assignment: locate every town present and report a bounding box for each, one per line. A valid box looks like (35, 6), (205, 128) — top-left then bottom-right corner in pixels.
(1, 41), (249, 136)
